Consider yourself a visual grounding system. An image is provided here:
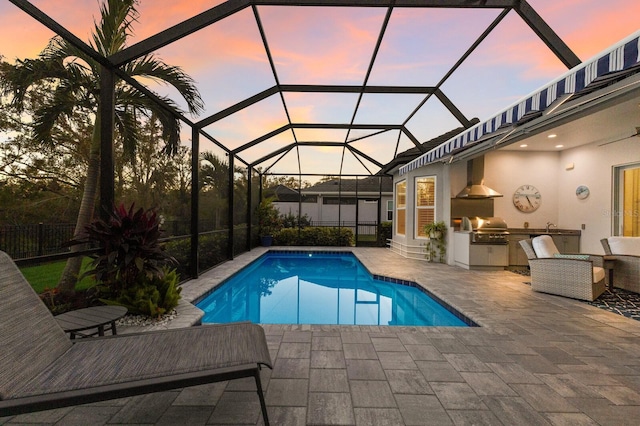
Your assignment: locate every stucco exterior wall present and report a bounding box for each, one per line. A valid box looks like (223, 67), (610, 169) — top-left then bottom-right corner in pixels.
(393, 136), (639, 262)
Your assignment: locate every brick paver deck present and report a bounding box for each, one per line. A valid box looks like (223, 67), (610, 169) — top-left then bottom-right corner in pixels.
(3, 247), (640, 425)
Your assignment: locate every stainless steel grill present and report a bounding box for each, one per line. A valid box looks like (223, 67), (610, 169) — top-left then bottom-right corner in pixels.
(465, 217), (509, 245)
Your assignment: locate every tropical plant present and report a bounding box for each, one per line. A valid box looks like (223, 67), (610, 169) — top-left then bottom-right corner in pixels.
(76, 203), (176, 295)
(424, 221), (447, 263)
(0, 0), (203, 293)
(102, 266), (181, 317)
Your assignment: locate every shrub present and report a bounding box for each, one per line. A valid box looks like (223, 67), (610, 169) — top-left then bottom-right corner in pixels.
(165, 226), (248, 276)
(280, 212), (311, 228)
(275, 227), (353, 246)
(378, 221), (392, 247)
(102, 267), (181, 317)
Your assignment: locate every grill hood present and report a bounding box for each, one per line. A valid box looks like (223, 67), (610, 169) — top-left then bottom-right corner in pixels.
(455, 156), (503, 198)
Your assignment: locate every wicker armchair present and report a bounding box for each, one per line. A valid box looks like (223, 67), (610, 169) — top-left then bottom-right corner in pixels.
(601, 237), (640, 293)
(519, 236), (606, 302)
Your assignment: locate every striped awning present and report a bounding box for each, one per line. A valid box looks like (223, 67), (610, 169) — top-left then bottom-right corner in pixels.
(399, 30), (640, 176)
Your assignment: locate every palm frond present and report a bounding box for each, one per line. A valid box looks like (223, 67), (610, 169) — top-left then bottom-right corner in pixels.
(32, 83), (79, 146)
(114, 106), (140, 163)
(0, 58), (66, 108)
(124, 55), (204, 115)
(92, 0), (138, 56)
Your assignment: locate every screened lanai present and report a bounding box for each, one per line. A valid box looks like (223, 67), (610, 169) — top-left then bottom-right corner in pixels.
(2, 0), (639, 277)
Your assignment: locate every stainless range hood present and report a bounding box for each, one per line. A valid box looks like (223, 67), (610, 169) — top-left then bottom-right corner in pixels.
(455, 156), (503, 198)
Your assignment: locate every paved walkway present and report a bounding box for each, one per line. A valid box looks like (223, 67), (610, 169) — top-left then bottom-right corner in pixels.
(3, 247), (640, 425)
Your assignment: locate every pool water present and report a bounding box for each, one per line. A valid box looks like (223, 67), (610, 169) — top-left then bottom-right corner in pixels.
(197, 252), (469, 327)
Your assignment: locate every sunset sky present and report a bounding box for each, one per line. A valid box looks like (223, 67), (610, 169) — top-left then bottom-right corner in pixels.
(1, 0), (639, 176)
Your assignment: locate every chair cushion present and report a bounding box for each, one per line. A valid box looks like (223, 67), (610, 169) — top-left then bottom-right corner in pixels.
(554, 253), (590, 260)
(607, 237), (640, 256)
(532, 235), (560, 258)
(593, 266), (605, 283)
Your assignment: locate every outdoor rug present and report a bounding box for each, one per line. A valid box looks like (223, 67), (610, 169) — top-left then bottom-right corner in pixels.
(512, 269), (640, 322)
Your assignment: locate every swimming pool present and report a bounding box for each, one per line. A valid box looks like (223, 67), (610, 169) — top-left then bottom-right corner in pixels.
(197, 251), (472, 327)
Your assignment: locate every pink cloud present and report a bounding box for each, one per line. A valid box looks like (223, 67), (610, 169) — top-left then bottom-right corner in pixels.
(258, 6), (385, 84)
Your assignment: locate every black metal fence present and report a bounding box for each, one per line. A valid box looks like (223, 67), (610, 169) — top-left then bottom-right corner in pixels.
(0, 220), (230, 261)
(1, 219), (384, 261)
(0, 223), (76, 259)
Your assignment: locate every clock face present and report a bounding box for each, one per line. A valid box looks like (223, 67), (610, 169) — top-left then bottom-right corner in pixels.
(576, 185), (590, 200)
(513, 185), (541, 212)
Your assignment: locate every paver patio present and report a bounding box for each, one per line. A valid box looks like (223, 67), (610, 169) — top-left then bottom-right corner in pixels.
(2, 247), (640, 425)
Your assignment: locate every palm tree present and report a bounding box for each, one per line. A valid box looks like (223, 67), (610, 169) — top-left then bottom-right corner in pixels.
(0, 0), (203, 293)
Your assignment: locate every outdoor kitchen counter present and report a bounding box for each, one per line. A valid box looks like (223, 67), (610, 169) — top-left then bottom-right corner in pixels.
(453, 231), (509, 270)
(508, 228), (581, 267)
(508, 228), (581, 236)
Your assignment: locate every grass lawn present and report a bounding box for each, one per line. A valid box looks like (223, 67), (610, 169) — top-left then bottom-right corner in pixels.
(20, 258), (95, 293)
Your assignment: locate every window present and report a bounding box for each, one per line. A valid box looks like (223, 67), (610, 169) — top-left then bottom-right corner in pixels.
(614, 164), (640, 236)
(386, 200), (393, 221)
(323, 197), (356, 205)
(395, 181), (406, 235)
(415, 176), (436, 238)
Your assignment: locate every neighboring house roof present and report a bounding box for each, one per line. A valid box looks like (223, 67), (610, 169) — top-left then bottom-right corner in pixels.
(265, 184), (301, 202)
(378, 118), (480, 175)
(303, 176), (393, 195)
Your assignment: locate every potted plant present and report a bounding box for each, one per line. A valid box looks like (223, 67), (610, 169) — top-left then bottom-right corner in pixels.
(256, 198), (282, 247)
(423, 221), (447, 263)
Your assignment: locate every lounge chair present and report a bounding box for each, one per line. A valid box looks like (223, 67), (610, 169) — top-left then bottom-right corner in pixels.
(519, 236), (606, 301)
(0, 251), (273, 424)
(601, 237), (640, 293)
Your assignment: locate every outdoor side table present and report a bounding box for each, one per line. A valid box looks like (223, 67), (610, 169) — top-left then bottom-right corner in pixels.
(55, 305), (128, 339)
(603, 255), (616, 289)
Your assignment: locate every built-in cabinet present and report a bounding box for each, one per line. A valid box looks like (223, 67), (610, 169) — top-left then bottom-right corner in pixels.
(454, 232), (508, 270)
(507, 229), (581, 268)
(455, 229), (581, 269)
(551, 234), (581, 253)
(508, 234), (530, 267)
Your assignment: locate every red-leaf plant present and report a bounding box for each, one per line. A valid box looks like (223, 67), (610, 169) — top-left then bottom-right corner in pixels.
(77, 203), (176, 296)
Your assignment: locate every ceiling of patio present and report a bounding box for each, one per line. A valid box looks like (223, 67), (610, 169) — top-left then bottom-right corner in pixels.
(2, 0), (639, 178)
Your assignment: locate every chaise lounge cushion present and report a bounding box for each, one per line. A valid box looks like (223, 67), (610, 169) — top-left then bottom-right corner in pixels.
(607, 237), (640, 256)
(9, 324), (271, 398)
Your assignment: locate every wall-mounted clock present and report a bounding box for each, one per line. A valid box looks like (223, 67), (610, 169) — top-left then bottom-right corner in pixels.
(513, 185), (541, 213)
(576, 185), (590, 200)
